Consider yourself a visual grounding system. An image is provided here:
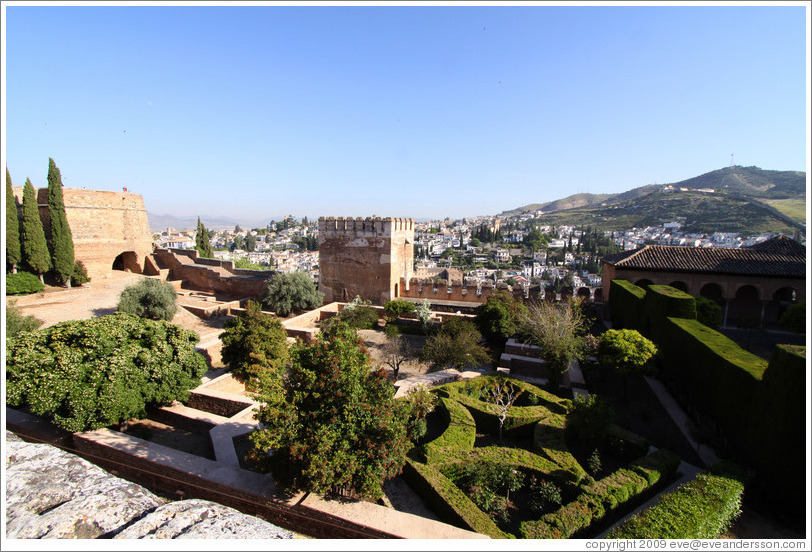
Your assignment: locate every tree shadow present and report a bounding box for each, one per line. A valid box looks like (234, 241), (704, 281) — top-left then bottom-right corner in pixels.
(91, 307), (117, 318)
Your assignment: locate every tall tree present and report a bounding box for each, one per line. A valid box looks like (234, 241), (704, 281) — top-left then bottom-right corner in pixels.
(46, 158), (75, 287)
(195, 217), (213, 258)
(6, 168), (22, 273)
(20, 179), (51, 283)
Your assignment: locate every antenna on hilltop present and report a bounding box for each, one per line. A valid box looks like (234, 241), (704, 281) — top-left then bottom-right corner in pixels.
(729, 153), (734, 168)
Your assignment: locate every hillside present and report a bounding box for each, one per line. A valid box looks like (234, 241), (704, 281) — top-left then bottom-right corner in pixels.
(502, 165), (806, 232)
(525, 190), (803, 234)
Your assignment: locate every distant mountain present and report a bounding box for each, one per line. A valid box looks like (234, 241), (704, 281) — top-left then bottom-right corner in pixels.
(502, 166), (805, 218)
(501, 166), (806, 234)
(148, 213), (268, 232)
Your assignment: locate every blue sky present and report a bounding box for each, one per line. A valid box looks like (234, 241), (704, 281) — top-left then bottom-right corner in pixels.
(3, 2), (809, 225)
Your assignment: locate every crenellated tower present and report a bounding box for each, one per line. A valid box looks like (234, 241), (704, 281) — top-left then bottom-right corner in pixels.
(318, 216), (414, 304)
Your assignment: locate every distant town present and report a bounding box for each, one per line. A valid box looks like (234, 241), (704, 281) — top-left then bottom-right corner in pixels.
(153, 212), (799, 298)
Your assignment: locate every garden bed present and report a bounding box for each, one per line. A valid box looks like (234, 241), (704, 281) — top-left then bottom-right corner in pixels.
(114, 418), (215, 460)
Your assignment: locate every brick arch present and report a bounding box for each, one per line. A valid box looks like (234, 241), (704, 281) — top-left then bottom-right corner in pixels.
(634, 278), (654, 289)
(765, 285), (801, 325)
(729, 284), (761, 326)
(576, 286), (591, 300)
(112, 251), (142, 273)
(667, 280), (689, 293)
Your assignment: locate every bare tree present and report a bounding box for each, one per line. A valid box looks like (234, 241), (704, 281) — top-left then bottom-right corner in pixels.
(490, 377), (519, 443)
(379, 334), (413, 380)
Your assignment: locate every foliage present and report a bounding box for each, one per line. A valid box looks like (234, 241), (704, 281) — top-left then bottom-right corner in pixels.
(566, 393), (615, 455)
(694, 296), (723, 329)
(5, 313), (208, 432)
(598, 329), (658, 376)
(195, 217), (213, 258)
(5, 271), (44, 295)
(402, 384), (437, 441)
(248, 322), (411, 499)
(20, 179), (50, 280)
(447, 462), (524, 522)
(260, 271), (323, 317)
(5, 299), (44, 340)
(519, 299), (588, 385)
(46, 158), (75, 286)
(332, 295), (379, 330)
(529, 477), (562, 515)
(778, 302), (805, 333)
(219, 300), (289, 383)
(117, 278), (178, 321)
(70, 260), (91, 287)
(475, 290), (529, 343)
(420, 317), (491, 372)
(383, 298), (415, 321)
(233, 257), (270, 270)
(487, 375), (520, 442)
(6, 168), (22, 272)
(414, 298), (433, 331)
(606, 472), (744, 539)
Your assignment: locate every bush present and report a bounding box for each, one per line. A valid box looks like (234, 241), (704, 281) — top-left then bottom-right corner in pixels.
(117, 278), (178, 321)
(778, 302), (805, 333)
(5, 313), (208, 432)
(70, 260), (91, 287)
(384, 299), (415, 321)
(5, 300), (44, 340)
(5, 271), (44, 295)
(529, 477), (563, 515)
(566, 393), (615, 456)
(219, 300), (289, 383)
(260, 271), (323, 317)
(420, 317), (490, 372)
(335, 296), (379, 329)
(475, 290), (528, 343)
(606, 472), (744, 539)
(694, 296), (722, 330)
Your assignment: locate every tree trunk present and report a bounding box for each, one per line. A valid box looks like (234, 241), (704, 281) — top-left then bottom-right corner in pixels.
(38, 273), (44, 284)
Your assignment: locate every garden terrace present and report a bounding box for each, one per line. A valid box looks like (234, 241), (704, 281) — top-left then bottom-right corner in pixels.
(402, 374), (682, 538)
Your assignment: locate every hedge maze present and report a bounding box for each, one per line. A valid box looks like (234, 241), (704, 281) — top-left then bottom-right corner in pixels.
(402, 375), (680, 538)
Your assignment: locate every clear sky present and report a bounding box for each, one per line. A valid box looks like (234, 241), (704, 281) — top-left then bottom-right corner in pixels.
(2, 1), (809, 225)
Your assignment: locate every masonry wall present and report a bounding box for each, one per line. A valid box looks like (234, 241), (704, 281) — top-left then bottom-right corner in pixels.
(318, 216), (414, 305)
(153, 248), (272, 298)
(12, 186), (153, 281)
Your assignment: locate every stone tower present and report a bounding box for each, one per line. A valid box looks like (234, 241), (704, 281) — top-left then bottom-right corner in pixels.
(318, 216), (414, 305)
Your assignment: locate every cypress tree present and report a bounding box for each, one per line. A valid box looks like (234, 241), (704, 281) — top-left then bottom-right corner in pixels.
(46, 158), (75, 287)
(6, 168), (22, 273)
(21, 179), (51, 283)
(196, 217), (213, 258)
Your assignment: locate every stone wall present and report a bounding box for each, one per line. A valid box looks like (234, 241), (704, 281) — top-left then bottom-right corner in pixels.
(11, 186), (153, 281)
(318, 216), (414, 305)
(398, 278), (494, 303)
(153, 248), (272, 298)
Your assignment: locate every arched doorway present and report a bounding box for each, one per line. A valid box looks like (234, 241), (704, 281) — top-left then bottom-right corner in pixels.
(576, 287), (591, 301)
(594, 288), (604, 302)
(635, 278), (654, 290)
(668, 281), (689, 293)
(700, 282), (724, 303)
(112, 251), (141, 273)
(765, 286), (799, 325)
(729, 285), (761, 327)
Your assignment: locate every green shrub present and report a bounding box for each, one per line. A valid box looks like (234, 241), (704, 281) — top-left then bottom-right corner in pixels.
(384, 299), (415, 321)
(70, 260), (91, 287)
(5, 300), (44, 340)
(260, 271), (323, 317)
(5, 313), (208, 432)
(694, 296), (722, 330)
(608, 280), (646, 331)
(117, 278), (178, 321)
(644, 285), (696, 341)
(778, 302), (805, 333)
(419, 396), (477, 464)
(219, 300), (289, 383)
(566, 393), (615, 456)
(529, 477), (563, 515)
(602, 424), (650, 461)
(5, 271), (44, 295)
(606, 472), (744, 539)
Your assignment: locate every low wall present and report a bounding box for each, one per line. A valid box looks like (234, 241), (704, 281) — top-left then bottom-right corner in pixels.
(153, 248), (270, 298)
(399, 278), (493, 303)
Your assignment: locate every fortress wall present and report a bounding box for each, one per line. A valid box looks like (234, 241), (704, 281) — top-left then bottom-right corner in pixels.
(398, 278), (492, 303)
(11, 186), (153, 281)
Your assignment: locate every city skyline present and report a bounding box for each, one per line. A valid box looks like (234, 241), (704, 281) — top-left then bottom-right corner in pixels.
(3, 2), (809, 222)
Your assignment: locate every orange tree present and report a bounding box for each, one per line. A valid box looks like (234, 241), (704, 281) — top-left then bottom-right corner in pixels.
(248, 322), (414, 499)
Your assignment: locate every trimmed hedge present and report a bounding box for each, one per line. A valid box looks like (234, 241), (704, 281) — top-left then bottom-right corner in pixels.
(534, 419), (587, 482)
(6, 271), (44, 295)
(661, 317), (767, 460)
(608, 279), (646, 331)
(417, 396), (477, 464)
(602, 424), (650, 462)
(644, 285), (696, 343)
(606, 472), (744, 539)
(440, 446), (571, 484)
(520, 449), (680, 539)
(402, 459), (510, 539)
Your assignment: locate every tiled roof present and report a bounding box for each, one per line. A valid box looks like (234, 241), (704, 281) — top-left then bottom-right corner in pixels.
(602, 239), (806, 277)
